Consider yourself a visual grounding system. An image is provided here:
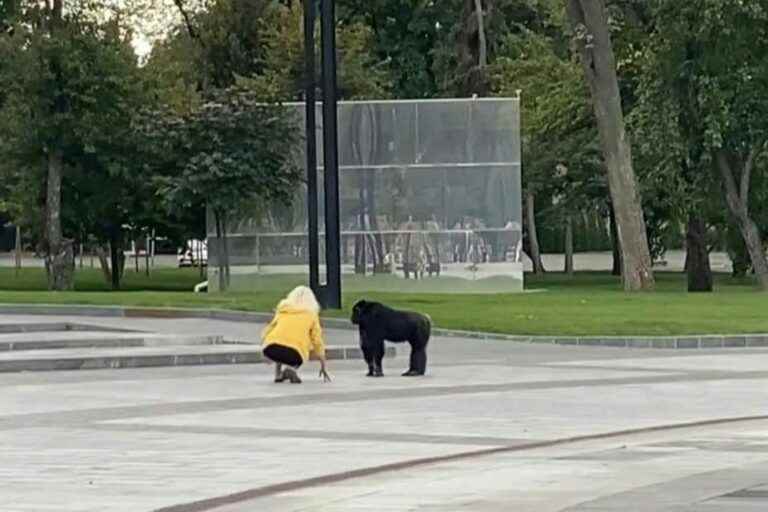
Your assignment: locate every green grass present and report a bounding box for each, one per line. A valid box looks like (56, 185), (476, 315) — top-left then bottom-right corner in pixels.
(1, 267), (767, 336)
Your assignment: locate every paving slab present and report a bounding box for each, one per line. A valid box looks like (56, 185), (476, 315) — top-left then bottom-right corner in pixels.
(0, 331), (226, 351)
(0, 313), (767, 511)
(0, 344), (393, 373)
(0, 315), (389, 372)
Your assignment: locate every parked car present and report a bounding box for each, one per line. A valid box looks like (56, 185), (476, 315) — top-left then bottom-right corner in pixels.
(178, 239), (207, 267)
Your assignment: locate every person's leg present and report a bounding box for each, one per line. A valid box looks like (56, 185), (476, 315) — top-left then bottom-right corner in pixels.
(264, 345), (302, 383)
(281, 349), (303, 383)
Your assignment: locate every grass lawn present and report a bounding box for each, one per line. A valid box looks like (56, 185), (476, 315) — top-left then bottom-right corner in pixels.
(1, 267), (767, 336)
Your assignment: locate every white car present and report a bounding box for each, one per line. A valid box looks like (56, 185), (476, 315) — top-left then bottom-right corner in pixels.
(178, 239), (208, 267)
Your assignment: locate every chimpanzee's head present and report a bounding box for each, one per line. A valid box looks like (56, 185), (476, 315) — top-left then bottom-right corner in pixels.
(351, 300), (373, 325)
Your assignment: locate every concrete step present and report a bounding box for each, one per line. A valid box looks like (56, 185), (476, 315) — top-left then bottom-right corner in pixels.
(0, 322), (135, 334)
(0, 344), (394, 372)
(0, 331), (224, 351)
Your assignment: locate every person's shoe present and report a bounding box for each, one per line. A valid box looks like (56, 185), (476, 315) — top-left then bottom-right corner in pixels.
(282, 368), (302, 384)
(274, 373), (287, 383)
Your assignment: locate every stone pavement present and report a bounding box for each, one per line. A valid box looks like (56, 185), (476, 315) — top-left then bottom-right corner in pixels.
(0, 314), (767, 511)
(0, 315), (384, 372)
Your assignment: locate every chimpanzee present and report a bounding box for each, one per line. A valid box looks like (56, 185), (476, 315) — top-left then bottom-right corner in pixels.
(350, 300), (431, 377)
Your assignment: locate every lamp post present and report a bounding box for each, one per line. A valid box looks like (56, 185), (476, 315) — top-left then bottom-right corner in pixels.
(304, 0), (341, 309)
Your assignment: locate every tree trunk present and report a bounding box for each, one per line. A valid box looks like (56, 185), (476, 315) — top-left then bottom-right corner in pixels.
(43, 1), (74, 291)
(134, 238), (140, 273)
(474, 0), (487, 68)
(564, 215), (574, 275)
(214, 210), (231, 291)
(457, 0), (490, 95)
(566, 0), (654, 291)
(222, 217), (230, 289)
(685, 213), (712, 292)
(44, 149), (75, 290)
(726, 224), (750, 278)
(609, 204), (622, 276)
(96, 245), (111, 284)
(109, 229), (122, 291)
(525, 192), (545, 274)
(14, 224), (21, 276)
(716, 149), (768, 290)
(363, 170), (385, 266)
(214, 212), (226, 291)
(145, 235), (151, 277)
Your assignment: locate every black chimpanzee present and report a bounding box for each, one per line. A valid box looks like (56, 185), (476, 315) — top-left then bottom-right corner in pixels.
(350, 300), (431, 377)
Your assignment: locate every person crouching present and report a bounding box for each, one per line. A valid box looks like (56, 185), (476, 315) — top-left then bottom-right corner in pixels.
(262, 285), (331, 384)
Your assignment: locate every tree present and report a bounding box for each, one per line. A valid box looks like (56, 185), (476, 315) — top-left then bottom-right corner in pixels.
(260, 2), (392, 101)
(0, 0), (151, 290)
(566, 0), (655, 291)
(338, 0), (455, 98)
(491, 16), (596, 274)
(636, 1), (768, 291)
(147, 81), (303, 291)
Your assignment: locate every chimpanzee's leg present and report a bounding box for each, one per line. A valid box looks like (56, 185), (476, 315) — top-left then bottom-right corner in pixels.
(372, 338), (385, 377)
(403, 328), (429, 376)
(403, 342), (426, 376)
(360, 330), (375, 376)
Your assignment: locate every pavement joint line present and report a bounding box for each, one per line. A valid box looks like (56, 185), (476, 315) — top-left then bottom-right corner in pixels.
(80, 423), (528, 447)
(3, 304), (768, 349)
(151, 414), (768, 512)
(535, 363), (721, 375)
(3, 369), (768, 431)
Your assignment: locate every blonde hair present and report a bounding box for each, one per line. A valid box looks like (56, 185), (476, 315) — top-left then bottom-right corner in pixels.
(279, 285), (321, 314)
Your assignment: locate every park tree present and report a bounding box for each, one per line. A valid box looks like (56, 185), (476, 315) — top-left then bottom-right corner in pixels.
(337, 0), (456, 98)
(630, 57), (715, 292)
(491, 6), (594, 274)
(566, 0), (655, 291)
(0, 0), (152, 290)
(635, 0), (768, 291)
(263, 2), (392, 101)
(146, 80), (303, 291)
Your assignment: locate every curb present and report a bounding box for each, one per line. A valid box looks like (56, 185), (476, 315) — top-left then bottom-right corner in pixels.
(0, 334), (227, 352)
(0, 303), (352, 329)
(2, 304), (768, 350)
(433, 330), (768, 349)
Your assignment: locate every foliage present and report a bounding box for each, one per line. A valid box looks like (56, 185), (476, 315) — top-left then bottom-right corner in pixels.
(630, 1), (768, 274)
(434, 0), (564, 96)
(143, 78), (303, 289)
(338, 0), (455, 98)
(261, 2), (392, 100)
(0, 1), (153, 280)
(148, 80), (302, 216)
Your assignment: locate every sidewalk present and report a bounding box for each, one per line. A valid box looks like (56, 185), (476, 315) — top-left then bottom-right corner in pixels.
(0, 315), (373, 372)
(0, 315), (767, 511)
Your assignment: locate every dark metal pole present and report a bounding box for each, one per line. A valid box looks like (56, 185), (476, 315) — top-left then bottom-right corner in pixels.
(303, 0), (319, 294)
(320, 0), (341, 309)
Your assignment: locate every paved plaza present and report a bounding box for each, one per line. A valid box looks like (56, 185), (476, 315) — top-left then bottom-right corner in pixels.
(1, 314), (767, 511)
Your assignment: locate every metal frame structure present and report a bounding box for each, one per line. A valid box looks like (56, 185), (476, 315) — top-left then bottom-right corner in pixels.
(303, 0), (341, 309)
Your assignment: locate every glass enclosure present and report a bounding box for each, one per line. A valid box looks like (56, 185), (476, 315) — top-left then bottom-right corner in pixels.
(208, 98), (522, 294)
